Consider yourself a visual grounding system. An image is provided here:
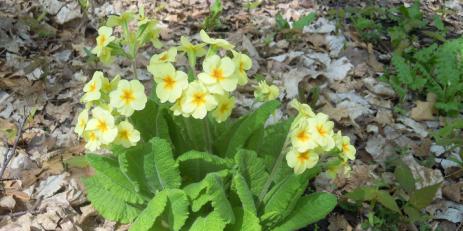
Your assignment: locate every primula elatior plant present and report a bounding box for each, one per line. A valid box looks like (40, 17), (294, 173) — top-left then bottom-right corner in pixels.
(75, 11), (357, 231)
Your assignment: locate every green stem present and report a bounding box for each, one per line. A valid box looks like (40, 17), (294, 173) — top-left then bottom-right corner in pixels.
(132, 59), (138, 80)
(183, 117), (199, 151)
(257, 135), (291, 204)
(202, 118), (213, 153)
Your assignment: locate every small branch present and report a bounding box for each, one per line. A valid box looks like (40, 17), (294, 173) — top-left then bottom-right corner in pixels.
(0, 114), (28, 180)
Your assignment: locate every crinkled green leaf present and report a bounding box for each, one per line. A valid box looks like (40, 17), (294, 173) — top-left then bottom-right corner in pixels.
(84, 176), (141, 223)
(129, 190), (168, 231)
(86, 154), (145, 204)
(273, 192), (337, 231)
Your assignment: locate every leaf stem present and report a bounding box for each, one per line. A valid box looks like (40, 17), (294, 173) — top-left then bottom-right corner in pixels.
(257, 135), (291, 204)
(202, 118), (213, 153)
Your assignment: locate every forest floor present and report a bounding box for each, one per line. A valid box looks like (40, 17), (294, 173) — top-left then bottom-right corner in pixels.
(0, 0), (462, 230)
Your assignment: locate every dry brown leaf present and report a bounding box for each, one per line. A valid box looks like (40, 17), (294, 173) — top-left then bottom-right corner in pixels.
(411, 100), (435, 121)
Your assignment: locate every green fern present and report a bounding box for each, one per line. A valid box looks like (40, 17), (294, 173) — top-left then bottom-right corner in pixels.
(387, 38), (463, 116)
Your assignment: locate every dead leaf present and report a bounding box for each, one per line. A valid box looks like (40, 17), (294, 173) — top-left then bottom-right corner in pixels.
(410, 93), (436, 121)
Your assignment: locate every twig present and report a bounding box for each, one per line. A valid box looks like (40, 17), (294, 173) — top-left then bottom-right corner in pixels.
(0, 114), (28, 179)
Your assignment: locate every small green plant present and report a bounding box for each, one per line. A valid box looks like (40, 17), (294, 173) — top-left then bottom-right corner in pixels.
(202, 0), (222, 31)
(75, 11), (359, 230)
(275, 12), (317, 32)
(344, 160), (441, 230)
(384, 38), (463, 116)
(433, 119), (463, 173)
(244, 0), (262, 11)
(333, 1), (447, 53)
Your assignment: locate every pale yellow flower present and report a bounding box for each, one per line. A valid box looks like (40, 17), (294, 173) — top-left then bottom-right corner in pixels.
(326, 159), (351, 178)
(148, 47), (177, 65)
(74, 109), (89, 136)
(92, 26), (115, 57)
(101, 75), (121, 94)
(334, 132), (356, 160)
(254, 81), (279, 102)
(152, 63), (188, 103)
(86, 107), (118, 144)
(182, 81), (217, 119)
(286, 148), (320, 175)
(231, 51), (252, 85)
(290, 120), (318, 152)
(198, 55), (237, 94)
(212, 94), (235, 123)
(178, 36), (207, 57)
(290, 99), (316, 129)
(290, 99), (315, 118)
(170, 92), (189, 117)
(309, 113), (335, 151)
(109, 79), (147, 116)
(82, 71), (104, 102)
(84, 130), (102, 151)
(200, 30), (234, 50)
(114, 121), (140, 148)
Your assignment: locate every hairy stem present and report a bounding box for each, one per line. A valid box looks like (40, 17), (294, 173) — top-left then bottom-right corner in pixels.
(202, 118), (213, 153)
(257, 135), (291, 204)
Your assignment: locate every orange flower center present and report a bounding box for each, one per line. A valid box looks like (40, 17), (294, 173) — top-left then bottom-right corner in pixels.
(316, 124), (327, 137)
(192, 92), (206, 106)
(89, 82), (97, 92)
(163, 75), (176, 89)
(297, 151), (310, 162)
(159, 54), (169, 62)
(119, 129), (130, 140)
(342, 143), (350, 153)
(120, 89), (135, 104)
(219, 103), (229, 114)
(296, 130), (310, 142)
(97, 120), (108, 132)
(211, 68), (224, 81)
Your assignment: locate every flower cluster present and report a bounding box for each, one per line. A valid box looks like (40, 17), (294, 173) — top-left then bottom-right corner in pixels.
(91, 10), (162, 64)
(286, 100), (356, 176)
(147, 30), (251, 122)
(254, 80), (280, 102)
(74, 71), (147, 151)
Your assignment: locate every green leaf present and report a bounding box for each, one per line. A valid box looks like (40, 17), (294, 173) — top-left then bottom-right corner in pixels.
(222, 100), (280, 157)
(235, 149), (269, 196)
(275, 12), (290, 30)
(408, 183), (442, 209)
(263, 173), (310, 225)
(177, 150), (233, 183)
(145, 137), (182, 190)
(293, 12), (316, 30)
(84, 176), (141, 223)
(129, 190), (169, 231)
(86, 154), (145, 204)
(376, 190), (401, 214)
(273, 192), (337, 231)
(118, 144), (151, 194)
(189, 211), (227, 231)
(232, 173), (257, 213)
(130, 99), (159, 142)
(394, 162), (416, 194)
(226, 208), (261, 231)
(164, 189), (190, 231)
(205, 174), (235, 224)
(346, 186), (379, 202)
